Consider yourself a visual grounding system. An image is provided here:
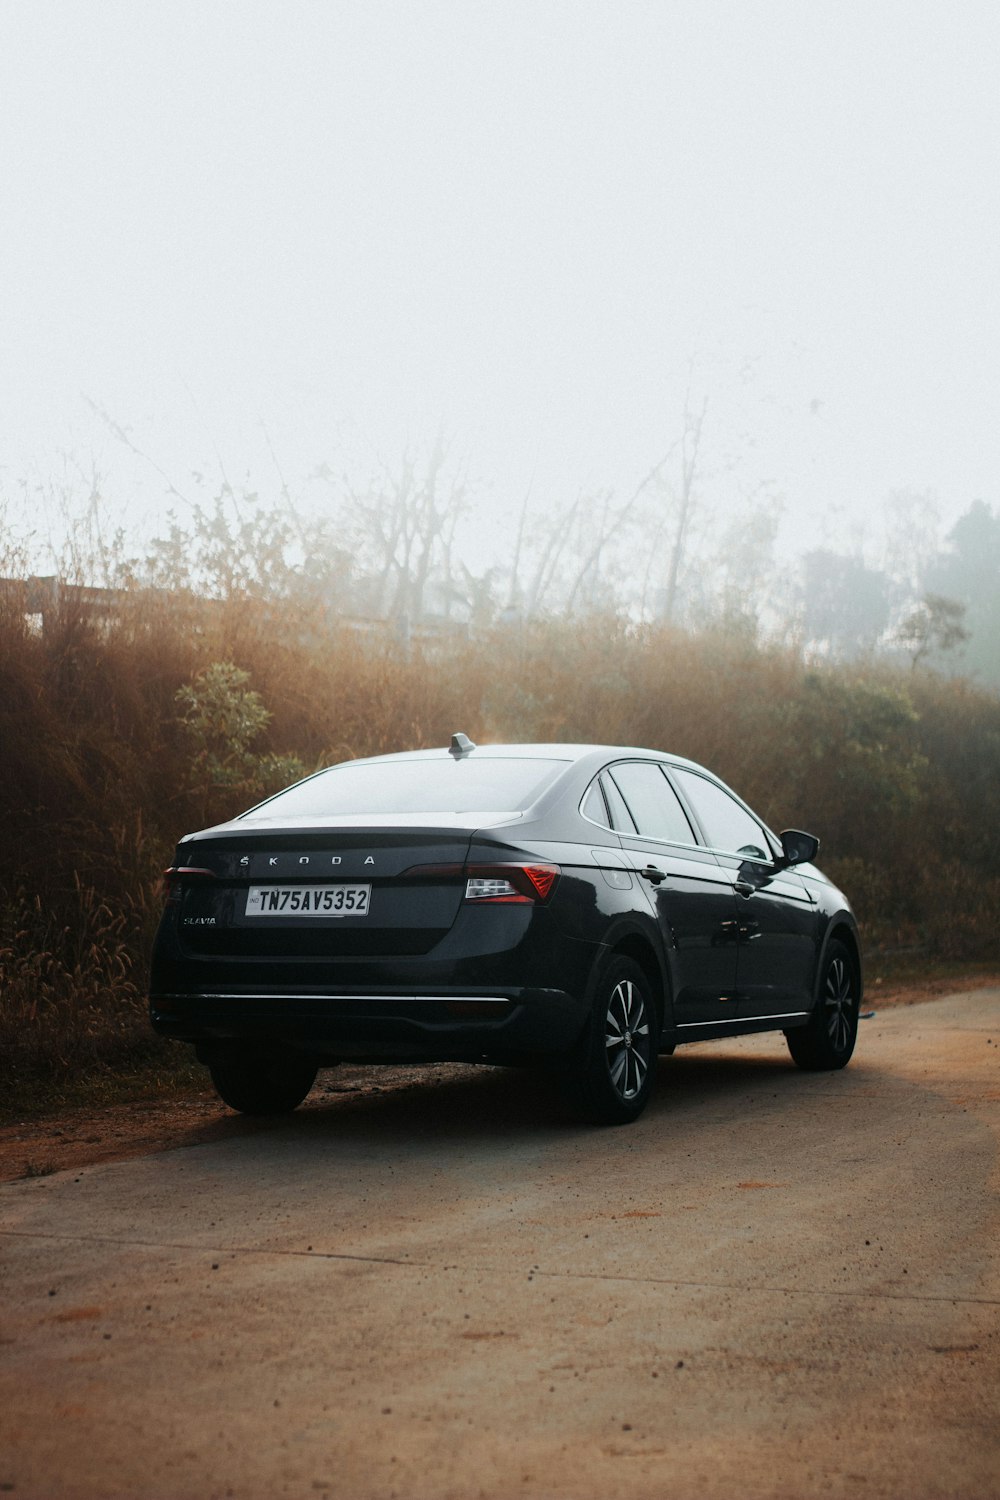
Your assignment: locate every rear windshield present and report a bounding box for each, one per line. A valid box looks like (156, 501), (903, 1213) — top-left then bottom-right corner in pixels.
(241, 757), (569, 820)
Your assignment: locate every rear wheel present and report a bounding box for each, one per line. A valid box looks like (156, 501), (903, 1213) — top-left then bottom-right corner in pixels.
(786, 939), (859, 1071)
(208, 1047), (318, 1115)
(564, 956), (658, 1125)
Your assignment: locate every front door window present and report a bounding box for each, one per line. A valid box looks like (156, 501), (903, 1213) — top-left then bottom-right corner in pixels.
(670, 768), (770, 860)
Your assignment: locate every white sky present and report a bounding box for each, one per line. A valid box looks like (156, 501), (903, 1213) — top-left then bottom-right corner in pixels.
(1, 0), (998, 568)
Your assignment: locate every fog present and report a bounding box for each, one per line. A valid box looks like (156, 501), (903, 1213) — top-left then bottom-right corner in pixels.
(2, 1), (999, 608)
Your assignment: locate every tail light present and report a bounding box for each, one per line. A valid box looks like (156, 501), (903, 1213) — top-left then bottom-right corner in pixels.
(463, 863), (560, 904)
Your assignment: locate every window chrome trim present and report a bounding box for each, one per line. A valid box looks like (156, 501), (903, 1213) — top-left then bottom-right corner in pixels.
(617, 829), (714, 856)
(579, 811), (617, 833)
(580, 757), (786, 866)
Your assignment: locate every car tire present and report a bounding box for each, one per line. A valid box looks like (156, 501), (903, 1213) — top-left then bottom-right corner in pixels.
(785, 939), (860, 1071)
(564, 956), (658, 1125)
(208, 1047), (318, 1115)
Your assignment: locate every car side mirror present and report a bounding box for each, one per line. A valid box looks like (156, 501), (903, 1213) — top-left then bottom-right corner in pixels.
(778, 829), (820, 868)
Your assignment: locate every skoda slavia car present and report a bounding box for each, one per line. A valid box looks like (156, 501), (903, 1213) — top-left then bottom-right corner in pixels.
(150, 736), (863, 1125)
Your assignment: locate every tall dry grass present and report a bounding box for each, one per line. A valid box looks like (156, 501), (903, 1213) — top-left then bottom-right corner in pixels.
(1, 585), (998, 1089)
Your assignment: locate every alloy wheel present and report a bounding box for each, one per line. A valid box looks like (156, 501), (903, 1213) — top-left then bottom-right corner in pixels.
(824, 955), (855, 1051)
(605, 978), (651, 1100)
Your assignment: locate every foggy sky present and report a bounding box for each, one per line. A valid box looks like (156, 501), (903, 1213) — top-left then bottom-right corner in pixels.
(2, 0), (998, 564)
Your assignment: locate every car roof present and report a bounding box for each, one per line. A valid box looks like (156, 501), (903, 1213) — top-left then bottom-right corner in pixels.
(331, 742), (711, 775)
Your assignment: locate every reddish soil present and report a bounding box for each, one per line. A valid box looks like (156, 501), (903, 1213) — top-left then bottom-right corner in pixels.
(0, 1062), (476, 1184)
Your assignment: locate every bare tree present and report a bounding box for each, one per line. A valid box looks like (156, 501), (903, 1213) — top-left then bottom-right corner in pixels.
(344, 439), (469, 622)
(522, 495), (581, 617)
(660, 391), (708, 623)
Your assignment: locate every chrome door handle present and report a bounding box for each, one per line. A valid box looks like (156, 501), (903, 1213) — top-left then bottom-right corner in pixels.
(640, 865), (666, 885)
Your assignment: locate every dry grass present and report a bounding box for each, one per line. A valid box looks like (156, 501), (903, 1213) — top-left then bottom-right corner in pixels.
(2, 582), (998, 1094)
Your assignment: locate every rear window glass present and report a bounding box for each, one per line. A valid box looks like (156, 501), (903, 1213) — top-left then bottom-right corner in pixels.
(241, 757), (569, 819)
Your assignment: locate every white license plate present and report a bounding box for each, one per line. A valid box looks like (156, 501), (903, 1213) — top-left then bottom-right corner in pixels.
(245, 884), (371, 917)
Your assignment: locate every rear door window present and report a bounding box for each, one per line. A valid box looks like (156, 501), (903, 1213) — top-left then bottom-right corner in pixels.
(607, 762), (696, 844)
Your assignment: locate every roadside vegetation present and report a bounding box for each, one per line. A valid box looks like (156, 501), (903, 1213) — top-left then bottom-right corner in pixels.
(2, 487), (999, 1108)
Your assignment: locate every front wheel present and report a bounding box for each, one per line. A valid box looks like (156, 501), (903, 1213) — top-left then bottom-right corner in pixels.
(563, 956), (658, 1125)
(208, 1047), (318, 1115)
(785, 939), (860, 1071)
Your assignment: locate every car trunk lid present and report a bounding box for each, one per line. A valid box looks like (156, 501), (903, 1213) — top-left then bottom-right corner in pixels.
(170, 826), (474, 958)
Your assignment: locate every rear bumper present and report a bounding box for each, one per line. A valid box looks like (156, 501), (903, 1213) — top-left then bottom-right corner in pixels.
(150, 897), (604, 1062)
(150, 984), (584, 1062)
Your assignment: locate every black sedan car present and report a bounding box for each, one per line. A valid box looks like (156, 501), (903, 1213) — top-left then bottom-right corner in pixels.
(150, 736), (862, 1125)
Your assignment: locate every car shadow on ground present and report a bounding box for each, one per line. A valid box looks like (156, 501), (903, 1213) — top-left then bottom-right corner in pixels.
(172, 1042), (881, 1157)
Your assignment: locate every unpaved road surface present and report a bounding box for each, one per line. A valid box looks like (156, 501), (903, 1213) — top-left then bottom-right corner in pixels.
(2, 992), (998, 1500)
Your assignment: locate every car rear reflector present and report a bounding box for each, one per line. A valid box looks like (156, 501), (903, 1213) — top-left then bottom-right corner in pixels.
(161, 866), (216, 904)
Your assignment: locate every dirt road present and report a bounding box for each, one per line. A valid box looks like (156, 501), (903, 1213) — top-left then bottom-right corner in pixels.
(2, 991), (998, 1499)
